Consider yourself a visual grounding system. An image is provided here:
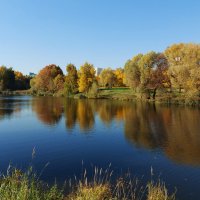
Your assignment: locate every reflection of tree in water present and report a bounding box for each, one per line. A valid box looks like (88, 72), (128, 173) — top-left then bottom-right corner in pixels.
(64, 99), (78, 129)
(64, 99), (95, 132)
(97, 100), (125, 125)
(163, 107), (200, 166)
(63, 99), (125, 131)
(123, 103), (166, 149)
(77, 100), (94, 131)
(32, 96), (200, 166)
(123, 103), (200, 166)
(32, 97), (63, 125)
(0, 99), (21, 120)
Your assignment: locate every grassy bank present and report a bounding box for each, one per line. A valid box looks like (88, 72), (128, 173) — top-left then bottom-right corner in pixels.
(2, 87), (199, 106)
(97, 87), (136, 100)
(74, 87), (137, 101)
(0, 166), (176, 200)
(74, 87), (200, 106)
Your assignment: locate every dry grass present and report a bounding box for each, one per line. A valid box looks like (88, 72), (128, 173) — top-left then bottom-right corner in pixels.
(65, 184), (111, 200)
(0, 166), (64, 200)
(0, 165), (176, 200)
(65, 166), (176, 200)
(147, 181), (176, 200)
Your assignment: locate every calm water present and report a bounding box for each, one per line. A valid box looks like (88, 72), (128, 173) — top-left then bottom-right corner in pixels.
(0, 96), (200, 199)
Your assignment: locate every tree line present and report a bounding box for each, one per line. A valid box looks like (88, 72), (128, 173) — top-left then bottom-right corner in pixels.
(29, 62), (125, 96)
(0, 66), (31, 91)
(124, 43), (200, 100)
(1, 43), (200, 101)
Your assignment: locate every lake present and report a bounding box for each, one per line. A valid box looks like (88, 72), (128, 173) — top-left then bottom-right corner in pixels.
(0, 96), (200, 199)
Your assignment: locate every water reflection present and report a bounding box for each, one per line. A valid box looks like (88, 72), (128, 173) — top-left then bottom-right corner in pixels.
(123, 103), (167, 149)
(64, 99), (95, 131)
(97, 100), (124, 124)
(31, 98), (200, 166)
(1, 96), (200, 166)
(0, 97), (29, 120)
(32, 97), (63, 125)
(163, 107), (200, 165)
(64, 99), (78, 129)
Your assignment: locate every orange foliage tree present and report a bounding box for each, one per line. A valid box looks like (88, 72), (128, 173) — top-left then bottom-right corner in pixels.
(31, 64), (64, 94)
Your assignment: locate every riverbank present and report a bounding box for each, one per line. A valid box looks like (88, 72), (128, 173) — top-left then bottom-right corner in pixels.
(74, 87), (200, 106)
(0, 166), (176, 200)
(1, 87), (200, 106)
(74, 87), (136, 101)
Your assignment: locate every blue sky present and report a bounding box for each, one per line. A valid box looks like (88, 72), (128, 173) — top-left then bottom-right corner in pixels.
(0, 0), (200, 75)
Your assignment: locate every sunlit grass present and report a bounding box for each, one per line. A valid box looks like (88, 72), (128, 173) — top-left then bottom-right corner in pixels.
(147, 181), (176, 200)
(0, 166), (64, 200)
(0, 164), (176, 200)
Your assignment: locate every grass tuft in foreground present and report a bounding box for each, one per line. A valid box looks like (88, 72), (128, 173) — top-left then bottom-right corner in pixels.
(0, 166), (64, 200)
(147, 181), (176, 200)
(0, 165), (176, 200)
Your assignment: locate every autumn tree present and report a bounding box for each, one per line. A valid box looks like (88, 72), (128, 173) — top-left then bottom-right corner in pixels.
(137, 51), (157, 87)
(78, 62), (96, 93)
(54, 74), (65, 92)
(0, 66), (15, 91)
(31, 64), (64, 93)
(138, 51), (171, 99)
(114, 68), (124, 86)
(14, 71), (31, 90)
(65, 64), (78, 95)
(99, 68), (116, 88)
(123, 54), (143, 90)
(165, 43), (187, 93)
(165, 43), (200, 96)
(147, 53), (170, 99)
(124, 52), (170, 99)
(87, 81), (99, 98)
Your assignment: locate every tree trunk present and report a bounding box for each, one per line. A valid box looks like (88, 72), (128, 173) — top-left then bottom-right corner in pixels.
(152, 88), (157, 100)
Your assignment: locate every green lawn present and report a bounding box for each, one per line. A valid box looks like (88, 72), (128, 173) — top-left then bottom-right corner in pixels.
(98, 87), (136, 100)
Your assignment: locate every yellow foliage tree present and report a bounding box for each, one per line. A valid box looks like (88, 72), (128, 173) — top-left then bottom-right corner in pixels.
(114, 68), (124, 86)
(78, 62), (96, 93)
(99, 68), (116, 88)
(165, 43), (200, 94)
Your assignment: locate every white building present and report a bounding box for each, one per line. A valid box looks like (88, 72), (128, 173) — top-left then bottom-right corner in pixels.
(95, 67), (103, 76)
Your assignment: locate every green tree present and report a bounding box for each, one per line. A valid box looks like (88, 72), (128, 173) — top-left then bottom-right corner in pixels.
(0, 66), (15, 91)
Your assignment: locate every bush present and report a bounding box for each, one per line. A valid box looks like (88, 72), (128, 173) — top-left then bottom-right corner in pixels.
(87, 82), (99, 98)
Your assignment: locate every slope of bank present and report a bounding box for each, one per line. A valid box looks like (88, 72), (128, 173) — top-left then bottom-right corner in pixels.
(1, 87), (200, 106)
(74, 87), (200, 106)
